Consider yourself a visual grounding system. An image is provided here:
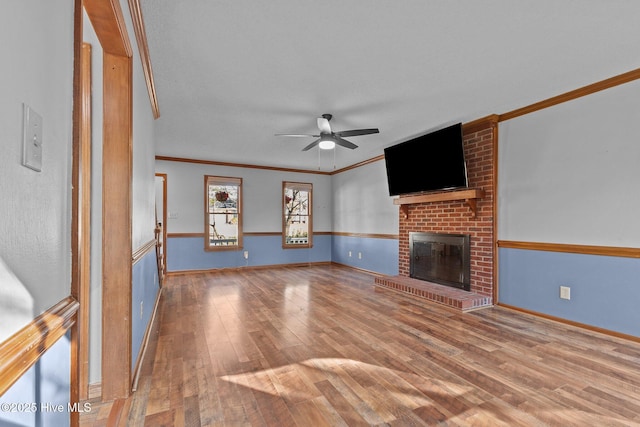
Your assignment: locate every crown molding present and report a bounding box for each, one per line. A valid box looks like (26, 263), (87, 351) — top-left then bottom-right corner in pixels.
(127, 0), (160, 119)
(499, 68), (640, 122)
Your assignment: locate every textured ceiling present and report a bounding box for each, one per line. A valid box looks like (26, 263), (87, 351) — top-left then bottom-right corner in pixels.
(141, 1), (640, 171)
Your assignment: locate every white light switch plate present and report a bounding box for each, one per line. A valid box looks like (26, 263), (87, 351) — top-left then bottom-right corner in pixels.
(22, 104), (43, 172)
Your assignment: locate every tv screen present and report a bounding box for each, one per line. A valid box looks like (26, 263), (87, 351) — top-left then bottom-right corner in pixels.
(384, 123), (467, 196)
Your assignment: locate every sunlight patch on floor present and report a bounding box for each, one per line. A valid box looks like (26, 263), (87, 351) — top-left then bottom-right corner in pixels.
(219, 357), (640, 426)
(220, 357), (472, 418)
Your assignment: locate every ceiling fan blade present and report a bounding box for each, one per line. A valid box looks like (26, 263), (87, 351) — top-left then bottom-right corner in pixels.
(317, 117), (332, 134)
(335, 128), (379, 138)
(302, 138), (321, 151)
(275, 133), (320, 137)
(334, 136), (358, 150)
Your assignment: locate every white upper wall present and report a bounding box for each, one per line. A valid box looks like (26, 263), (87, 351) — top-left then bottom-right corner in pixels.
(157, 157), (399, 237)
(332, 159), (398, 235)
(0, 1), (74, 315)
(126, 3), (158, 250)
(498, 78), (640, 247)
(156, 160), (332, 233)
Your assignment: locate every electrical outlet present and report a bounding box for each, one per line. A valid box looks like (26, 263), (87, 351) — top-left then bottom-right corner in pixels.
(140, 301), (144, 319)
(348, 251), (352, 257)
(168, 211), (179, 219)
(358, 252), (362, 259)
(243, 251), (249, 259)
(560, 286), (571, 300)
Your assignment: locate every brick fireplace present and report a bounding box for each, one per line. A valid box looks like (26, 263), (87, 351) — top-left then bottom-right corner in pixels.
(375, 116), (496, 311)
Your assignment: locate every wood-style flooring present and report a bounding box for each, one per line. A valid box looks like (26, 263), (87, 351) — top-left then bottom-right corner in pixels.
(81, 265), (640, 426)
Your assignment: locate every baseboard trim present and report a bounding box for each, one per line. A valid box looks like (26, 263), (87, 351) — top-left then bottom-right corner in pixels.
(87, 382), (102, 400)
(166, 261), (333, 276)
(165, 261), (387, 278)
(497, 303), (640, 344)
(131, 286), (163, 392)
(330, 261), (384, 277)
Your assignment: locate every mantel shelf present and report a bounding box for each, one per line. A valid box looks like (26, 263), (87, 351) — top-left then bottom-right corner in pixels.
(393, 188), (485, 219)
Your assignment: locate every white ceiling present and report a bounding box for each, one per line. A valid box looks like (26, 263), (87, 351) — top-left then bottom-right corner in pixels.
(140, 1), (640, 172)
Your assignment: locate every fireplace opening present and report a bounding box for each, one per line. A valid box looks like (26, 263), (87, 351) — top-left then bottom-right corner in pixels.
(409, 232), (471, 291)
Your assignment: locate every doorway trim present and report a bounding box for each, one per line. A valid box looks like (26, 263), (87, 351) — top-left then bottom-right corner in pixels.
(81, 0), (133, 402)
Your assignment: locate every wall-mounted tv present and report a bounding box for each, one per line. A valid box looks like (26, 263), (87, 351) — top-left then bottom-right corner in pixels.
(384, 123), (467, 196)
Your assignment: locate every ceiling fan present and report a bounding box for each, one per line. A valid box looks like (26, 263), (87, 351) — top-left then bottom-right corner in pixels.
(275, 113), (379, 151)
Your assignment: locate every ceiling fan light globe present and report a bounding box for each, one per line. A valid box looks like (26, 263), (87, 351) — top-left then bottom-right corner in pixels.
(319, 140), (335, 150)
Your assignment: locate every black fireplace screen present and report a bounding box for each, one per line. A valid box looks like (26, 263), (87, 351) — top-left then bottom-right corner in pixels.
(409, 232), (471, 291)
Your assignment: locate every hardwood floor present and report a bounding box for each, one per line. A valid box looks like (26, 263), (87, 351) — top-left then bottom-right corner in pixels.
(81, 265), (640, 426)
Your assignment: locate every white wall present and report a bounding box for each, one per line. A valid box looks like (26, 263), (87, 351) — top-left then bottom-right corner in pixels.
(156, 160), (332, 233)
(0, 2), (74, 318)
(127, 9), (158, 251)
(332, 159), (398, 235)
(499, 78), (640, 247)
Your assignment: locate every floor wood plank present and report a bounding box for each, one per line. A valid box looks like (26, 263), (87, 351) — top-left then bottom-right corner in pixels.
(80, 265), (640, 426)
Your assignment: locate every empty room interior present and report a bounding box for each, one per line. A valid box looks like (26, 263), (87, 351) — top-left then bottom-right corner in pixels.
(2, 1), (640, 426)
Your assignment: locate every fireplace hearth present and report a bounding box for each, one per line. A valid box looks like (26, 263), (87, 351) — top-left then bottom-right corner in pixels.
(410, 232), (471, 291)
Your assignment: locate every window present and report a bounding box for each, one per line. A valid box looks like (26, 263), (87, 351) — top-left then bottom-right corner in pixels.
(205, 176), (242, 250)
(283, 182), (312, 248)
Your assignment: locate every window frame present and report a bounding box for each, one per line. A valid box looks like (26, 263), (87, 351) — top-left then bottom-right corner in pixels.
(204, 175), (243, 251)
(282, 181), (313, 249)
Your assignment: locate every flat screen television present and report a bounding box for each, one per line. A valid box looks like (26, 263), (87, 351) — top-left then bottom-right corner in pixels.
(384, 123), (467, 196)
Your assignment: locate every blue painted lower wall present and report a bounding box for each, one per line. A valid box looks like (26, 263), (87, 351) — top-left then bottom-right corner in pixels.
(131, 250), (161, 372)
(332, 235), (398, 276)
(0, 250), (160, 426)
(167, 234), (332, 271)
(0, 332), (71, 426)
(167, 234), (399, 276)
(499, 248), (640, 337)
